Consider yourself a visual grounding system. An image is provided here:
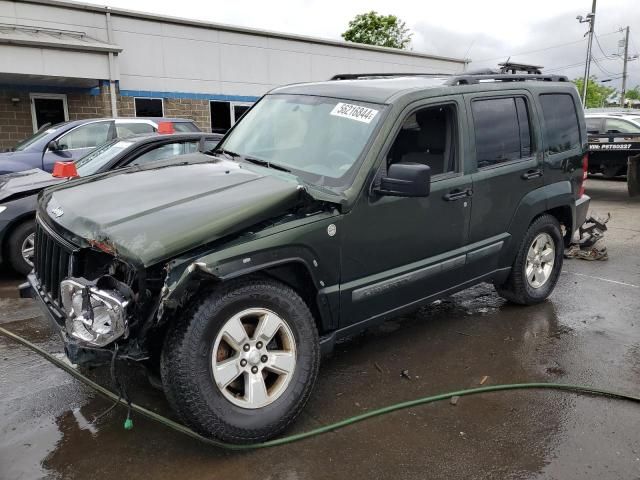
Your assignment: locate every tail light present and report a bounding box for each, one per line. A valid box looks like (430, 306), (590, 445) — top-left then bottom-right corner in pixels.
(578, 153), (588, 198)
(157, 121), (175, 134)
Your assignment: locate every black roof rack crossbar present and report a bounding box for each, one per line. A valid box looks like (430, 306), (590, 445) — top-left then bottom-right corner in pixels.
(330, 73), (450, 80)
(445, 74), (568, 85)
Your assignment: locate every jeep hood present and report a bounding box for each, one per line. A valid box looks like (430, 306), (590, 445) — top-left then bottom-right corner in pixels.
(42, 159), (310, 267)
(0, 168), (61, 202)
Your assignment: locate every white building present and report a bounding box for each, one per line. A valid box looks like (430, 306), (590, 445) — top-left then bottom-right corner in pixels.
(0, 0), (467, 148)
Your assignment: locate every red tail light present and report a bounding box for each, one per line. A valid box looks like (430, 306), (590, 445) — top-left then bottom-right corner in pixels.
(52, 161), (79, 179)
(157, 121), (174, 134)
(578, 153), (588, 198)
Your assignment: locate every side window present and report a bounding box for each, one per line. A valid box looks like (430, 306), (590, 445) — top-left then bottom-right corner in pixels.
(539, 94), (581, 154)
(387, 104), (457, 176)
(472, 97), (531, 168)
(586, 117), (602, 134)
(57, 121), (112, 150)
(129, 142), (192, 166)
(58, 122), (111, 150)
(116, 122), (155, 137)
(604, 118), (640, 134)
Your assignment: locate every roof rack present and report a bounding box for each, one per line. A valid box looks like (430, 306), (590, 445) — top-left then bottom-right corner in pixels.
(330, 73), (449, 80)
(329, 72), (569, 85)
(444, 73), (568, 85)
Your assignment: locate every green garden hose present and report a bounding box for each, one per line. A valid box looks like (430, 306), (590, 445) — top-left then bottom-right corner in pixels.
(1, 325), (639, 451)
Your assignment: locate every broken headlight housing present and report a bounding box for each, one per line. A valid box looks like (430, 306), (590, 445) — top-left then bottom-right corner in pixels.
(60, 279), (129, 347)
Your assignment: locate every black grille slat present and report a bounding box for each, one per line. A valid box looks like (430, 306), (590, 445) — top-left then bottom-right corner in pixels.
(33, 218), (75, 305)
(50, 243), (60, 301)
(44, 233), (52, 292)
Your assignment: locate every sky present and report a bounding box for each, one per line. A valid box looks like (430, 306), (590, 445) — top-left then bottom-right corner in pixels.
(83, 0), (640, 92)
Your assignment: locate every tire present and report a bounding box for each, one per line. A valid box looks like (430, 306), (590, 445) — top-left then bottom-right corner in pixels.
(6, 220), (36, 276)
(160, 276), (320, 444)
(495, 214), (564, 305)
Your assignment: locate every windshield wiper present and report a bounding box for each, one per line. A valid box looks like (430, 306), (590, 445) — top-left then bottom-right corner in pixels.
(242, 156), (291, 173)
(212, 148), (241, 160)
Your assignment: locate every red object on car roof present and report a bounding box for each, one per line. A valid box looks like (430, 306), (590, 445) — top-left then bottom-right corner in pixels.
(52, 161), (79, 178)
(157, 121), (175, 134)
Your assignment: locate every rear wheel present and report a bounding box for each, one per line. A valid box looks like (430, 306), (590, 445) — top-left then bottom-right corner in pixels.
(161, 277), (320, 443)
(7, 221), (36, 276)
(496, 214), (564, 305)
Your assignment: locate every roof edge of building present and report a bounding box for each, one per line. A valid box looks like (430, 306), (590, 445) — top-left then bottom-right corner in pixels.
(18, 0), (468, 65)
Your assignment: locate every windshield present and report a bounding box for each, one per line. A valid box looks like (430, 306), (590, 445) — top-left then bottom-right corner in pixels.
(218, 94), (385, 187)
(13, 125), (63, 152)
(75, 138), (134, 176)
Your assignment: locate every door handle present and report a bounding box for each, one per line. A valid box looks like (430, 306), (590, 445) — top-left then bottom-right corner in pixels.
(443, 188), (472, 201)
(521, 169), (542, 180)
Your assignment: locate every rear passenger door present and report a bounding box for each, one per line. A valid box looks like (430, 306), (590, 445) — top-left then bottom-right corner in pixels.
(464, 92), (542, 277)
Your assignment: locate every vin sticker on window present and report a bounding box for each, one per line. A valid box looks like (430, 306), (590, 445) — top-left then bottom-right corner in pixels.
(330, 103), (379, 124)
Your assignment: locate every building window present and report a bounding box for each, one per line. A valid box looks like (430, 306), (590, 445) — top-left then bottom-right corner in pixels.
(210, 101), (253, 133)
(135, 98), (164, 117)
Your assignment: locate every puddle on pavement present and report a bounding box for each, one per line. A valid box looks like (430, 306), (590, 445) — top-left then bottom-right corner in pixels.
(1, 277), (638, 479)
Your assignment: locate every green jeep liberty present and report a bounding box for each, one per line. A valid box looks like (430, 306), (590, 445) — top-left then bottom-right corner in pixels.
(22, 72), (590, 443)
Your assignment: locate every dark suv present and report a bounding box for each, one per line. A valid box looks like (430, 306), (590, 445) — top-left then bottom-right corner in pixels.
(22, 72), (590, 444)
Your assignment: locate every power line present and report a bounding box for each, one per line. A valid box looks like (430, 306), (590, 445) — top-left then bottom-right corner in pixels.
(592, 56), (617, 76)
(473, 29), (621, 64)
(594, 32), (618, 60)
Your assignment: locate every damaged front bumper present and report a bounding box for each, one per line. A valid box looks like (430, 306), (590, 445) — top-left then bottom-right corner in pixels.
(19, 274), (136, 366)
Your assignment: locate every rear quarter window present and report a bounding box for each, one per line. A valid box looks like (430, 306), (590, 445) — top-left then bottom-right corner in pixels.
(539, 94), (581, 154)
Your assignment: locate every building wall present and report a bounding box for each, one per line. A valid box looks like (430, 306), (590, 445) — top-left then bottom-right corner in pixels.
(0, 90), (33, 149)
(0, 0), (465, 99)
(0, 0), (466, 149)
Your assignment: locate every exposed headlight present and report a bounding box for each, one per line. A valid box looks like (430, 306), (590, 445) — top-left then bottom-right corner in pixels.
(60, 279), (129, 347)
(0, 206), (7, 214)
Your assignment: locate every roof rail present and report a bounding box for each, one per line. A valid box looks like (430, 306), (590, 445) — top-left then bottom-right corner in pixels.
(444, 74), (569, 85)
(330, 72), (450, 80)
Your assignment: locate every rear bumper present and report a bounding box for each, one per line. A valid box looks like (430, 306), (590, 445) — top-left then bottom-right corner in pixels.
(575, 194), (590, 232)
(19, 274), (112, 366)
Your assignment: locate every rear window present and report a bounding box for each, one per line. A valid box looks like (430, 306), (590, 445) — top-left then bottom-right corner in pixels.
(539, 94), (581, 154)
(585, 117), (601, 134)
(173, 122), (200, 132)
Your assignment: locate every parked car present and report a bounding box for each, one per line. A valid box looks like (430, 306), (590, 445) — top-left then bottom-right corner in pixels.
(0, 132), (221, 275)
(0, 118), (201, 175)
(22, 72), (589, 444)
(585, 111), (640, 177)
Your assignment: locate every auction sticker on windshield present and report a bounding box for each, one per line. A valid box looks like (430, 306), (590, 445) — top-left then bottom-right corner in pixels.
(330, 103), (379, 124)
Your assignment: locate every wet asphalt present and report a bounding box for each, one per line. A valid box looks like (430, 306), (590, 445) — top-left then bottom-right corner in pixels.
(0, 178), (639, 480)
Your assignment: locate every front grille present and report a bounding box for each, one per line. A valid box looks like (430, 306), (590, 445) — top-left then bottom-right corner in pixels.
(33, 218), (77, 307)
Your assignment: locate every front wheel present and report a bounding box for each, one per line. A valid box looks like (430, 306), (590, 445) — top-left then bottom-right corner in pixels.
(7, 221), (36, 276)
(496, 214), (564, 305)
(161, 277), (320, 443)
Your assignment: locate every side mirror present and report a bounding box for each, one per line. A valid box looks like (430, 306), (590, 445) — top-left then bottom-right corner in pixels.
(48, 140), (61, 151)
(52, 161), (79, 179)
(376, 163), (431, 197)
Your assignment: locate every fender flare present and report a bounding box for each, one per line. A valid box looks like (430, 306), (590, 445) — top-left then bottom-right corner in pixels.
(499, 181), (575, 267)
(161, 245), (339, 332)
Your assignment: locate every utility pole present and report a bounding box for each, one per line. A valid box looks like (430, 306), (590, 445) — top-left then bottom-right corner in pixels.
(620, 26), (630, 108)
(577, 0), (597, 107)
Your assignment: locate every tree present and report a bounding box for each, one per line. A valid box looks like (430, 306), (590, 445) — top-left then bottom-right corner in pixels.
(624, 86), (640, 101)
(342, 11), (412, 50)
(572, 77), (617, 108)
